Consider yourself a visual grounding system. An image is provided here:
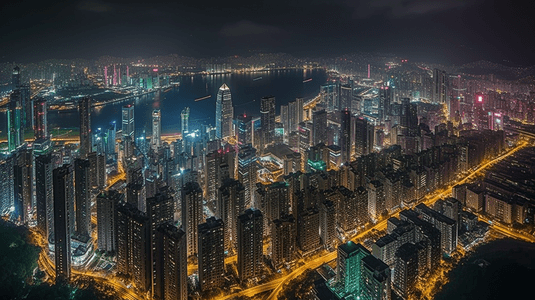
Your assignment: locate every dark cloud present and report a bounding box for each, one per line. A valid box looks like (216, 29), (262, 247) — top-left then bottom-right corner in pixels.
(77, 1), (114, 13)
(219, 20), (287, 38)
(345, 0), (477, 18)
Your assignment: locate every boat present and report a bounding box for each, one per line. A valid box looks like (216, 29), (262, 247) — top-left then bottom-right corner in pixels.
(303, 78), (312, 83)
(194, 95), (211, 102)
(253, 76), (263, 81)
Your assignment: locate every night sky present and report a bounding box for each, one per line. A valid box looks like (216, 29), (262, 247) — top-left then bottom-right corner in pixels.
(1, 1), (534, 65)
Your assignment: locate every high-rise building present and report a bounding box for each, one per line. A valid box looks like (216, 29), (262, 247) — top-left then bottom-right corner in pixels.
(151, 109), (161, 151)
(79, 97), (92, 159)
(7, 90), (23, 152)
(236, 113), (253, 146)
(340, 84), (352, 110)
(320, 200), (336, 249)
(74, 159), (91, 238)
(217, 178), (246, 252)
(392, 243), (419, 299)
(288, 97), (304, 133)
(297, 207), (320, 254)
(361, 255), (391, 300)
(271, 214), (296, 268)
(256, 182), (290, 236)
(260, 96), (276, 148)
(433, 69), (448, 104)
(336, 242), (370, 297)
(14, 147), (32, 224)
(122, 104), (135, 141)
(237, 208), (263, 283)
(355, 117), (374, 157)
(0, 155), (15, 216)
(181, 107), (189, 138)
(116, 202), (151, 291)
(340, 109), (352, 163)
(215, 84), (234, 140)
(181, 182), (203, 257)
(312, 109), (328, 145)
(238, 144), (257, 208)
(155, 223), (187, 300)
(198, 217), (225, 291)
(97, 190), (122, 252)
(35, 153), (53, 236)
(53, 164), (74, 283)
(33, 97), (48, 140)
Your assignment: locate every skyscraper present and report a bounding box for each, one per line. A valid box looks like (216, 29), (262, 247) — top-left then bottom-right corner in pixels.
(74, 159), (91, 238)
(0, 155), (15, 215)
(238, 144), (257, 208)
(96, 190), (122, 252)
(237, 208), (263, 283)
(7, 90), (23, 152)
(260, 96), (276, 148)
(79, 97), (92, 159)
(271, 214), (296, 268)
(33, 97), (48, 140)
(215, 83), (234, 140)
(355, 117), (374, 157)
(151, 109), (161, 151)
(340, 108), (352, 163)
(122, 104), (135, 141)
(53, 164), (74, 283)
(35, 153), (53, 236)
(181, 182), (203, 257)
(181, 107), (189, 138)
(433, 68), (448, 104)
(217, 178), (246, 251)
(198, 217), (225, 291)
(155, 223), (187, 300)
(14, 147), (32, 224)
(312, 109), (328, 145)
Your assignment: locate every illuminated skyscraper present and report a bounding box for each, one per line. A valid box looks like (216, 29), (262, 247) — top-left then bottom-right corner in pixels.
(237, 208), (263, 283)
(238, 144), (257, 208)
(336, 242), (370, 296)
(217, 178), (246, 251)
(260, 96), (276, 148)
(181, 107), (189, 138)
(96, 190), (122, 252)
(155, 223), (187, 300)
(181, 182), (203, 257)
(312, 109), (328, 145)
(74, 159), (91, 238)
(35, 153), (53, 236)
(53, 164), (74, 283)
(122, 104), (135, 141)
(340, 108), (351, 163)
(198, 217), (225, 291)
(215, 83), (233, 140)
(79, 97), (92, 159)
(33, 97), (48, 140)
(433, 68), (448, 104)
(7, 90), (23, 152)
(355, 117), (374, 157)
(151, 109), (161, 151)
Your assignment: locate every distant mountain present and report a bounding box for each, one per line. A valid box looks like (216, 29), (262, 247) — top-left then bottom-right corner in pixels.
(455, 60), (535, 80)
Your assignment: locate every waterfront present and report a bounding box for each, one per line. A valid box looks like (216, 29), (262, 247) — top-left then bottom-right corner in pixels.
(25, 68), (327, 136)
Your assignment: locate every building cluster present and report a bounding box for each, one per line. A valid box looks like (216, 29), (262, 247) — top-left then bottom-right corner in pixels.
(1, 58), (535, 300)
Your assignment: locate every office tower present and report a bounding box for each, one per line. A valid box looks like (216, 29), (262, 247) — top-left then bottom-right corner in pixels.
(147, 187), (175, 297)
(340, 84), (352, 110)
(361, 255), (391, 300)
(88, 152), (106, 191)
(198, 217), (225, 291)
(393, 243), (419, 299)
(320, 200), (336, 248)
(238, 144), (257, 207)
(181, 107), (189, 138)
(218, 178), (246, 251)
(312, 109), (328, 145)
(297, 207), (320, 254)
(122, 104), (135, 141)
(33, 97), (48, 140)
(237, 208), (263, 282)
(379, 85), (393, 121)
(35, 153), (53, 236)
(321, 83), (338, 112)
(0, 155), (15, 216)
(336, 242), (370, 296)
(355, 117), (374, 156)
(116, 202), (151, 291)
(271, 214), (296, 268)
(79, 97), (92, 159)
(433, 69), (448, 104)
(181, 182), (203, 257)
(236, 113), (253, 146)
(288, 97), (304, 133)
(12, 66), (31, 130)
(151, 109), (161, 151)
(14, 147), (32, 224)
(155, 223), (187, 300)
(7, 90), (23, 152)
(12, 66), (20, 89)
(106, 121), (117, 158)
(97, 190), (122, 252)
(53, 164), (74, 283)
(215, 83), (234, 140)
(340, 109), (351, 163)
(256, 182), (290, 236)
(260, 96), (276, 148)
(74, 159), (91, 238)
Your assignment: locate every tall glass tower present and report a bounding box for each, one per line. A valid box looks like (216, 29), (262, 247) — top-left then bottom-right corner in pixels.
(151, 109), (161, 151)
(215, 83), (233, 140)
(181, 107), (189, 138)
